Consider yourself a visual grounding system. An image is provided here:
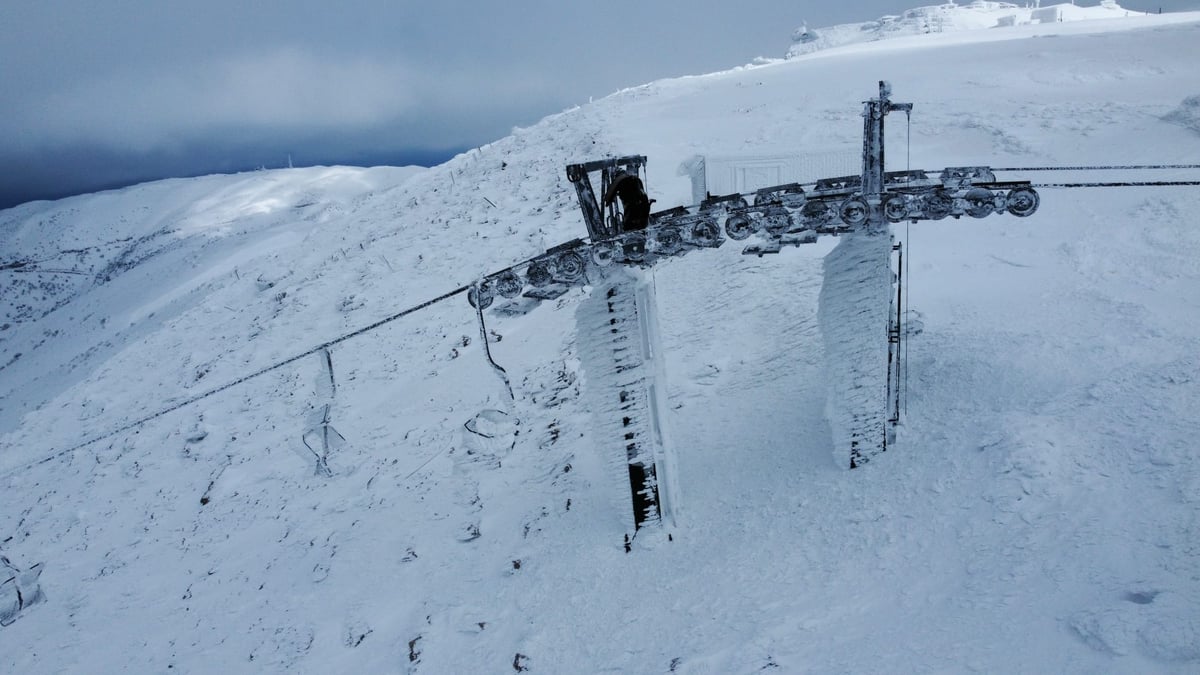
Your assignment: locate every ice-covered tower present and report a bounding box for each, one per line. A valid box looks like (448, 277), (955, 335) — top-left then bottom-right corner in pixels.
(819, 82), (910, 468)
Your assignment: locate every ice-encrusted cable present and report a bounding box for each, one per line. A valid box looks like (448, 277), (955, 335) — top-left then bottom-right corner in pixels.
(2, 238), (587, 478)
(903, 220), (910, 418)
(1, 282), (472, 476)
(474, 286), (515, 404)
(993, 163), (1200, 172)
(1031, 180), (1200, 188)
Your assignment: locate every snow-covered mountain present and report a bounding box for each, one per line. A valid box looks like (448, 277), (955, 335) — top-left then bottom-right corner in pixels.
(787, 1), (1149, 58)
(3, 6), (1200, 673)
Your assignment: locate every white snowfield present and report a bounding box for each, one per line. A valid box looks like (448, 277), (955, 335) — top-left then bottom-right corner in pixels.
(3, 7), (1200, 673)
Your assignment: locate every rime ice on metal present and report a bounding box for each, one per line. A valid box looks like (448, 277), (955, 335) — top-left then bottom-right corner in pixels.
(819, 232), (893, 468)
(575, 267), (674, 536)
(470, 82), (1047, 533)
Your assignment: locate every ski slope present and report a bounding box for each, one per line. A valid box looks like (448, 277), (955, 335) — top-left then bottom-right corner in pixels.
(3, 7), (1200, 673)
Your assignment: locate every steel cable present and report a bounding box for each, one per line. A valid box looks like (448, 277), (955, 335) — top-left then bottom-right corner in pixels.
(2, 282), (471, 476)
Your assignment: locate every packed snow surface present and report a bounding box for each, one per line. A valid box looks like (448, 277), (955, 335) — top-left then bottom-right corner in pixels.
(3, 8), (1200, 674)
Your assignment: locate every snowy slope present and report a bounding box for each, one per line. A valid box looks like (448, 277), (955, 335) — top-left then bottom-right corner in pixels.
(3, 10), (1200, 674)
(0, 166), (427, 436)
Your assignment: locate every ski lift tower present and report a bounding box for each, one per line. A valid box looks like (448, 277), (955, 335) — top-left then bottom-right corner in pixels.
(472, 81), (1051, 537)
(820, 82), (913, 468)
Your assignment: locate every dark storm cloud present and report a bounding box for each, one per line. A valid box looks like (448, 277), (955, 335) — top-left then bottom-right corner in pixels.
(2, 0), (1196, 209)
(0, 2), (571, 208)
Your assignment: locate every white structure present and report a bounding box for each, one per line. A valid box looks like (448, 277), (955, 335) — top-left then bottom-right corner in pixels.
(1031, 6), (1063, 22)
(680, 150), (859, 203)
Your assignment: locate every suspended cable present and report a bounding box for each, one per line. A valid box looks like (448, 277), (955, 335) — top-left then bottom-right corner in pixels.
(2, 230), (608, 479)
(905, 109), (911, 174)
(1031, 180), (1200, 188)
(993, 163), (1200, 172)
(2, 282), (474, 476)
(6, 154), (1198, 478)
(903, 220), (909, 418)
(475, 289), (515, 404)
(903, 108), (912, 420)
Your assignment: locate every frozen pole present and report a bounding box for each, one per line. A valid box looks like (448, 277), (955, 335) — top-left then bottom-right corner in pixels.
(821, 82), (912, 468)
(862, 80), (912, 231)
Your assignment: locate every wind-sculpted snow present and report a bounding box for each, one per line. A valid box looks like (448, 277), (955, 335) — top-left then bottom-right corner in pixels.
(1164, 94), (1200, 135)
(2, 12), (1200, 674)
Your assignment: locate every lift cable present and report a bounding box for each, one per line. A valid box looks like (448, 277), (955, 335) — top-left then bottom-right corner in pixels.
(2, 233), (611, 479)
(903, 111), (912, 419)
(7, 164), (1200, 477)
(903, 220), (910, 418)
(2, 279), (480, 477)
(992, 163), (1200, 172)
(1030, 180), (1200, 188)
(475, 297), (515, 404)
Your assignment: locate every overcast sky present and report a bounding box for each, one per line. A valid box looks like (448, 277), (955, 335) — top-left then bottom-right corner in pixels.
(2, 0), (1196, 209)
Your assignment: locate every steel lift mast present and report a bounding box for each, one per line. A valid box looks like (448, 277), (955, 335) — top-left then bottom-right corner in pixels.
(466, 81), (1041, 533)
(9, 83), (1196, 551)
(467, 81), (1196, 534)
